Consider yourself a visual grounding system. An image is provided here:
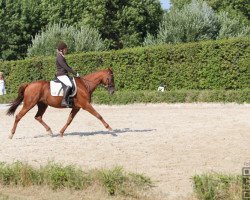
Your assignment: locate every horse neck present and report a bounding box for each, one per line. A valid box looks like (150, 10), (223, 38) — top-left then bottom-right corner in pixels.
(82, 72), (104, 93)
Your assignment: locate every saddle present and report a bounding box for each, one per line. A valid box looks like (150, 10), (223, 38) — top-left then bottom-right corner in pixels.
(50, 77), (77, 107)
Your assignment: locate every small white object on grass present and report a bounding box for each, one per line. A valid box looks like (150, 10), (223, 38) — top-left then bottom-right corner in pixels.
(157, 85), (165, 92)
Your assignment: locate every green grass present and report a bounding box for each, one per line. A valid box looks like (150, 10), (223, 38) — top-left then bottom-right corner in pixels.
(0, 93), (17, 104)
(0, 89), (249, 104)
(0, 162), (153, 197)
(92, 89), (250, 104)
(193, 173), (242, 200)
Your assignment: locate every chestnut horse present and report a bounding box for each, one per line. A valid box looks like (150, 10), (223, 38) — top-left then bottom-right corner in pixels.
(6, 68), (115, 139)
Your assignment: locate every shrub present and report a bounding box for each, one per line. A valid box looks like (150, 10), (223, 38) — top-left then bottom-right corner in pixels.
(193, 173), (242, 200)
(1, 90), (249, 104)
(91, 90), (250, 104)
(217, 11), (250, 39)
(0, 38), (249, 94)
(98, 167), (152, 196)
(144, 0), (249, 46)
(144, 0), (219, 45)
(41, 162), (91, 190)
(0, 162), (41, 186)
(0, 161), (152, 198)
(27, 23), (106, 57)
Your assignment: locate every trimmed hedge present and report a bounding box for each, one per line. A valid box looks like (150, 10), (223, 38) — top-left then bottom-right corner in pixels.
(1, 90), (249, 104)
(82, 89), (250, 104)
(0, 38), (249, 94)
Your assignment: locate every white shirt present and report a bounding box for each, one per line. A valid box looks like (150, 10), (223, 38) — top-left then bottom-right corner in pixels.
(0, 80), (6, 95)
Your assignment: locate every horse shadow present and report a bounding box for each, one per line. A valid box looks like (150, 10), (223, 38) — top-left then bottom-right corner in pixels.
(34, 128), (156, 138)
(64, 128), (156, 137)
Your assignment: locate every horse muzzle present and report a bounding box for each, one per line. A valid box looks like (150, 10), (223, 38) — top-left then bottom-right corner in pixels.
(108, 87), (115, 95)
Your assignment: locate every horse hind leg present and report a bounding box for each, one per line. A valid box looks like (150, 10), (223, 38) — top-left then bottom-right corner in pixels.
(9, 104), (35, 139)
(35, 103), (53, 136)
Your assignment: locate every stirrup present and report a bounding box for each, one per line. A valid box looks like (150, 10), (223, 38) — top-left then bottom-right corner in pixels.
(61, 100), (69, 107)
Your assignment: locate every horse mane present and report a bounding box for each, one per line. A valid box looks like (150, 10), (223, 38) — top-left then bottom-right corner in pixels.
(83, 69), (109, 80)
(80, 68), (112, 93)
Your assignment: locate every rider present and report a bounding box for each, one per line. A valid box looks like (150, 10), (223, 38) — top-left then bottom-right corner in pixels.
(56, 41), (79, 107)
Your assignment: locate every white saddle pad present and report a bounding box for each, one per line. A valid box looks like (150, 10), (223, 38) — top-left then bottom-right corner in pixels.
(50, 78), (77, 97)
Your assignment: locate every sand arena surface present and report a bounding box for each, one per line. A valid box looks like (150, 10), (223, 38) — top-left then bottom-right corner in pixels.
(0, 103), (250, 199)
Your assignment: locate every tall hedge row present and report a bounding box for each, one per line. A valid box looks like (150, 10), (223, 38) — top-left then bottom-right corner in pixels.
(0, 38), (249, 94)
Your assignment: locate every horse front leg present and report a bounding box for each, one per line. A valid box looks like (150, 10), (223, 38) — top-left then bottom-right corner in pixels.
(84, 103), (112, 131)
(60, 108), (80, 137)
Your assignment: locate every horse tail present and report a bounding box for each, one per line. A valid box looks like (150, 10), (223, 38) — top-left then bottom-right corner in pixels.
(6, 83), (29, 116)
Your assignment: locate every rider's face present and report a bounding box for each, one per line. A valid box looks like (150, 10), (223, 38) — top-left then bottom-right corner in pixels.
(62, 48), (68, 55)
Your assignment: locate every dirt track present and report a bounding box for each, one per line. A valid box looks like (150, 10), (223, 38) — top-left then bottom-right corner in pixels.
(0, 103), (250, 199)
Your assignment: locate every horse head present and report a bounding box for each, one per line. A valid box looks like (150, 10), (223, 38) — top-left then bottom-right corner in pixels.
(101, 68), (115, 95)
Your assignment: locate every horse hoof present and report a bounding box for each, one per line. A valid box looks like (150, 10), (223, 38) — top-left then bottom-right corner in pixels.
(59, 132), (64, 137)
(9, 134), (13, 139)
(47, 129), (53, 136)
(108, 127), (113, 131)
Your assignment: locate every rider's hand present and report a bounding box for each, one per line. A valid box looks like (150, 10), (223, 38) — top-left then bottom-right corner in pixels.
(76, 73), (80, 77)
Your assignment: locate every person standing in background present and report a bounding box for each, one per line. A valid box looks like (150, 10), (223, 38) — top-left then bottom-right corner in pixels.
(0, 72), (6, 95)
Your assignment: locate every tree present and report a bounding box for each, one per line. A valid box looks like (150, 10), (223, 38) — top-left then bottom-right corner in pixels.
(27, 23), (106, 57)
(207, 0), (250, 21)
(39, 0), (87, 26)
(1, 0), (163, 60)
(144, 0), (249, 46)
(144, 0), (219, 45)
(217, 11), (250, 39)
(170, 0), (191, 9)
(170, 0), (250, 22)
(1, 0), (28, 60)
(80, 0), (163, 49)
(0, 0), (42, 60)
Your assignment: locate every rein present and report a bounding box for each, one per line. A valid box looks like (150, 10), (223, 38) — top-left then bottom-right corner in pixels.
(81, 78), (93, 93)
(78, 71), (114, 94)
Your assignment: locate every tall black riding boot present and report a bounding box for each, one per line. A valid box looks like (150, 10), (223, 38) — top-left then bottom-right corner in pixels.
(61, 86), (71, 107)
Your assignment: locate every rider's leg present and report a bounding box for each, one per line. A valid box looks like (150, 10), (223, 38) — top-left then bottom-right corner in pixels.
(61, 86), (71, 107)
(57, 75), (72, 107)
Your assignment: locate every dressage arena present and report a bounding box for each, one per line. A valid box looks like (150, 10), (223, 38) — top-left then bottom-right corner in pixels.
(0, 103), (250, 199)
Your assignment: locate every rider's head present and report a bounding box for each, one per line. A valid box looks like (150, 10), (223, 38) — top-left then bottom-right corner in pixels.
(57, 42), (68, 55)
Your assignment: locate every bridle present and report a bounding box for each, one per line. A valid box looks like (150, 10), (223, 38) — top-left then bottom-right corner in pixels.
(80, 71), (114, 93)
(103, 72), (114, 90)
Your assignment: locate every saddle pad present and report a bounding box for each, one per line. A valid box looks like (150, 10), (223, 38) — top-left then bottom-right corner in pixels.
(50, 78), (77, 97)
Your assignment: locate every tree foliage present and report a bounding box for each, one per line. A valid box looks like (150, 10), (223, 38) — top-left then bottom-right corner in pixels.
(27, 23), (106, 57)
(0, 0), (42, 60)
(207, 0), (250, 21)
(170, 0), (250, 22)
(144, 0), (249, 46)
(80, 0), (163, 49)
(217, 11), (250, 39)
(39, 0), (87, 26)
(0, 0), (163, 60)
(144, 0), (219, 45)
(170, 0), (191, 9)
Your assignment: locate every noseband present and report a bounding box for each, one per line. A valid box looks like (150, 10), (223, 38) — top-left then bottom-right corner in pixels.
(103, 73), (114, 90)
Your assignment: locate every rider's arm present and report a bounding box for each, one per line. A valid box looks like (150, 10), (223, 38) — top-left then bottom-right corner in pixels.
(57, 55), (77, 76)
